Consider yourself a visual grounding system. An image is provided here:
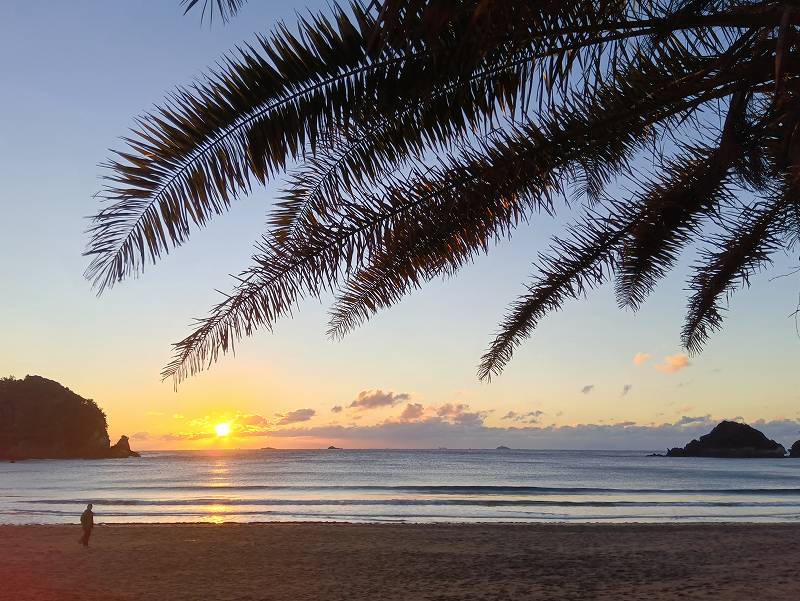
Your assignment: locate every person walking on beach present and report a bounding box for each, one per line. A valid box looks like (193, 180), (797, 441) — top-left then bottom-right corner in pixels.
(79, 503), (94, 547)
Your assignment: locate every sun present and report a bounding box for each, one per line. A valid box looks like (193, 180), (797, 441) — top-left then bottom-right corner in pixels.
(214, 423), (231, 437)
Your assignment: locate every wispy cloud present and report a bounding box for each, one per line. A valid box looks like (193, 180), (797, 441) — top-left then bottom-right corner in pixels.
(349, 389), (411, 410)
(330, 405), (343, 414)
(674, 414), (712, 427)
(581, 385), (595, 394)
(142, 431), (215, 442)
(501, 410), (544, 424)
(633, 353), (652, 366)
(654, 353), (691, 374)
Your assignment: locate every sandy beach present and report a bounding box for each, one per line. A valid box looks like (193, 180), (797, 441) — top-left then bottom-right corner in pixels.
(1, 523), (798, 600)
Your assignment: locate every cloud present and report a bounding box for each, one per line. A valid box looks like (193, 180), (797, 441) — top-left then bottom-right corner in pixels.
(349, 389), (411, 410)
(399, 403), (425, 421)
(277, 408), (316, 425)
(633, 353), (652, 366)
(159, 432), (215, 441)
(135, 409), (311, 443)
(331, 405), (343, 414)
(501, 410), (544, 424)
(268, 417), (800, 451)
(674, 415), (713, 427)
(240, 414), (271, 427)
(621, 384), (632, 396)
(519, 411), (544, 425)
(435, 403), (487, 426)
(230, 413), (278, 437)
(581, 385), (595, 394)
(153, 413), (278, 440)
(654, 353), (691, 374)
(144, 406), (800, 450)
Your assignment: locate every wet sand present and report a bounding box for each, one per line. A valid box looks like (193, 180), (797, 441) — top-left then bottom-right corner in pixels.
(1, 523), (798, 600)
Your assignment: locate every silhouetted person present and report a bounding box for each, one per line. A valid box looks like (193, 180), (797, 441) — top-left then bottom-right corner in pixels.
(79, 503), (94, 547)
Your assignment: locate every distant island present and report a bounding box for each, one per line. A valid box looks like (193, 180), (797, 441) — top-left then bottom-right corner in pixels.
(327, 445), (342, 450)
(0, 375), (139, 460)
(664, 421), (788, 458)
(496, 445), (511, 450)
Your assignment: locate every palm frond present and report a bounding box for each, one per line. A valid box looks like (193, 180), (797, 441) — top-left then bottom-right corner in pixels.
(322, 52), (756, 339)
(478, 206), (638, 380)
(85, 7), (384, 291)
(615, 91), (750, 310)
(181, 0), (246, 23)
(682, 193), (790, 353)
(165, 43), (735, 381)
(270, 57), (534, 243)
(86, 0), (800, 384)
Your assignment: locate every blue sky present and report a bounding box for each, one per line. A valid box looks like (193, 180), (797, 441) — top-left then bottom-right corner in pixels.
(1, 1), (799, 449)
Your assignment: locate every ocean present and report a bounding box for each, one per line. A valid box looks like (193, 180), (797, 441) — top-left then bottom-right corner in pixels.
(2, 449), (800, 524)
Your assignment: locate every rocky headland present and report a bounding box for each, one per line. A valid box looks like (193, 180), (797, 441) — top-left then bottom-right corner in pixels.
(0, 375), (139, 460)
(665, 420), (786, 458)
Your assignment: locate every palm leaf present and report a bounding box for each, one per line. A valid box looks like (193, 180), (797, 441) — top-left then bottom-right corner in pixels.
(615, 91), (750, 309)
(478, 206), (639, 380)
(181, 0), (247, 23)
(85, 0), (800, 384)
(682, 193), (790, 353)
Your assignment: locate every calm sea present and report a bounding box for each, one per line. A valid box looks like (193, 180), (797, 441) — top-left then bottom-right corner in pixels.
(2, 449), (800, 524)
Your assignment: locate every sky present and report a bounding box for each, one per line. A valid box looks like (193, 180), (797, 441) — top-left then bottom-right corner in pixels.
(1, 1), (799, 450)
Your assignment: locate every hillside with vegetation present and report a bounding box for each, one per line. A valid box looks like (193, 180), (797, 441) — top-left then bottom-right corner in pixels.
(0, 375), (138, 459)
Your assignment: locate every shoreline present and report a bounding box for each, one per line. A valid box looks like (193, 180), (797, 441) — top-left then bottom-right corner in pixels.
(3, 518), (800, 525)
(3, 522), (799, 600)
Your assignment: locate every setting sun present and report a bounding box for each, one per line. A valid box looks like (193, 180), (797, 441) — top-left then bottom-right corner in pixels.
(214, 423), (231, 437)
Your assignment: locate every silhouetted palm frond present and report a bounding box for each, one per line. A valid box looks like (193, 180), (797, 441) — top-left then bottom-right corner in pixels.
(682, 191), (792, 353)
(479, 207), (637, 381)
(87, 0), (800, 383)
(181, 0), (247, 23)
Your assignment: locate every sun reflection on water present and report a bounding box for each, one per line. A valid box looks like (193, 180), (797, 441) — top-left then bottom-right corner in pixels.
(206, 460), (230, 487)
(206, 504), (229, 524)
(203, 459), (234, 522)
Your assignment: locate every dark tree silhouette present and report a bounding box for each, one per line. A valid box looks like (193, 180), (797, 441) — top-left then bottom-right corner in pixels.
(85, 1), (800, 384)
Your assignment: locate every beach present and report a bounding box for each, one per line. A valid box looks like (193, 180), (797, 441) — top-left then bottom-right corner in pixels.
(2, 523), (799, 600)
